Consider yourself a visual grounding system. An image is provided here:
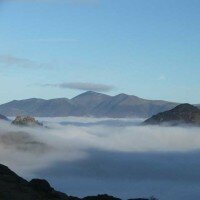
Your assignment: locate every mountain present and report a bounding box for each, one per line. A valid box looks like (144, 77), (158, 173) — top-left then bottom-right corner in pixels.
(0, 163), (152, 200)
(143, 104), (200, 126)
(71, 91), (111, 112)
(0, 98), (46, 116)
(0, 163), (69, 200)
(0, 92), (178, 118)
(91, 93), (177, 118)
(0, 98), (81, 117)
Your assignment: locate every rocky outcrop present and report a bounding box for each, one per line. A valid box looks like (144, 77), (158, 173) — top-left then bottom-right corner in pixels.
(82, 195), (121, 200)
(143, 104), (200, 126)
(12, 116), (43, 127)
(0, 163), (68, 200)
(0, 163), (155, 200)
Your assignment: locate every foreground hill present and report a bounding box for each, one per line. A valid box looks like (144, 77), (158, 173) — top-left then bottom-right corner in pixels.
(0, 92), (178, 118)
(143, 104), (200, 126)
(0, 163), (152, 200)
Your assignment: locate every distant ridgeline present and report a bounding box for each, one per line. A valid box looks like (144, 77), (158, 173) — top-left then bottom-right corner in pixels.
(143, 104), (200, 126)
(0, 91), (181, 118)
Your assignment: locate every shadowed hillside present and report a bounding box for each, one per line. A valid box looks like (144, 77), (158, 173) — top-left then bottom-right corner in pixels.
(0, 163), (155, 200)
(143, 104), (200, 126)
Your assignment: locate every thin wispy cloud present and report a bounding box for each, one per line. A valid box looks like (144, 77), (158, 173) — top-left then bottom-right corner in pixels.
(0, 54), (50, 69)
(42, 82), (114, 92)
(0, 55), (35, 68)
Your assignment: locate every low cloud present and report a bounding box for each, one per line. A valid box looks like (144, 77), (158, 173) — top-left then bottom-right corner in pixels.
(42, 82), (114, 92)
(1, 117), (200, 200)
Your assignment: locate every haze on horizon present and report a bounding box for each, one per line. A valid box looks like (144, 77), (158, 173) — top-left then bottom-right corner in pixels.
(0, 0), (200, 104)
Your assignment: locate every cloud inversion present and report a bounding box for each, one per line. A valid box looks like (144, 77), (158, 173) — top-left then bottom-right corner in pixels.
(1, 117), (200, 200)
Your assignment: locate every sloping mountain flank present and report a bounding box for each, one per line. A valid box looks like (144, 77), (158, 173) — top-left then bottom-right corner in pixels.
(0, 163), (154, 200)
(0, 92), (178, 118)
(143, 104), (200, 126)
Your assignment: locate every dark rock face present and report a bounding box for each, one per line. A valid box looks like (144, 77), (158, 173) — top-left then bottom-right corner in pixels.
(30, 179), (53, 193)
(0, 163), (154, 200)
(128, 199), (149, 200)
(143, 104), (200, 126)
(82, 194), (121, 200)
(12, 116), (43, 127)
(0, 163), (69, 200)
(0, 164), (44, 200)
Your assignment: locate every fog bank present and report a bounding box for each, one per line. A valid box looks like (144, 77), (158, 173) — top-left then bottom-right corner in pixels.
(1, 117), (200, 200)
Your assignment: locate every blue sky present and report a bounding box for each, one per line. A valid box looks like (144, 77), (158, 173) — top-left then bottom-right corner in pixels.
(0, 0), (200, 104)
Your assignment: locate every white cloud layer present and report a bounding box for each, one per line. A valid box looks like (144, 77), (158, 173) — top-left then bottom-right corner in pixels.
(1, 118), (200, 172)
(1, 117), (200, 200)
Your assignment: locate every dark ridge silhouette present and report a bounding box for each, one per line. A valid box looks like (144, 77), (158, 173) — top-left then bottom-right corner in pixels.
(143, 103), (200, 126)
(0, 163), (155, 200)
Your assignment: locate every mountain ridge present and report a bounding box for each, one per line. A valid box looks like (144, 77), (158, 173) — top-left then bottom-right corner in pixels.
(0, 91), (197, 118)
(143, 103), (200, 126)
(0, 163), (153, 200)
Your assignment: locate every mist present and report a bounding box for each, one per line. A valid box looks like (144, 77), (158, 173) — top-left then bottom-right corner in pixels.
(0, 117), (200, 200)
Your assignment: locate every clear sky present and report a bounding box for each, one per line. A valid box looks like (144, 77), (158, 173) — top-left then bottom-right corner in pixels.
(0, 0), (200, 104)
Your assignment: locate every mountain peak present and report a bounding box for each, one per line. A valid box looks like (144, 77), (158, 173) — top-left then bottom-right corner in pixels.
(116, 93), (129, 97)
(74, 91), (109, 97)
(71, 91), (111, 109)
(144, 103), (200, 126)
(115, 93), (141, 99)
(72, 91), (111, 101)
(172, 103), (200, 113)
(84, 91), (99, 94)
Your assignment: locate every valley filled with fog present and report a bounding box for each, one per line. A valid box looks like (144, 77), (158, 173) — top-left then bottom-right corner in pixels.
(0, 117), (200, 200)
